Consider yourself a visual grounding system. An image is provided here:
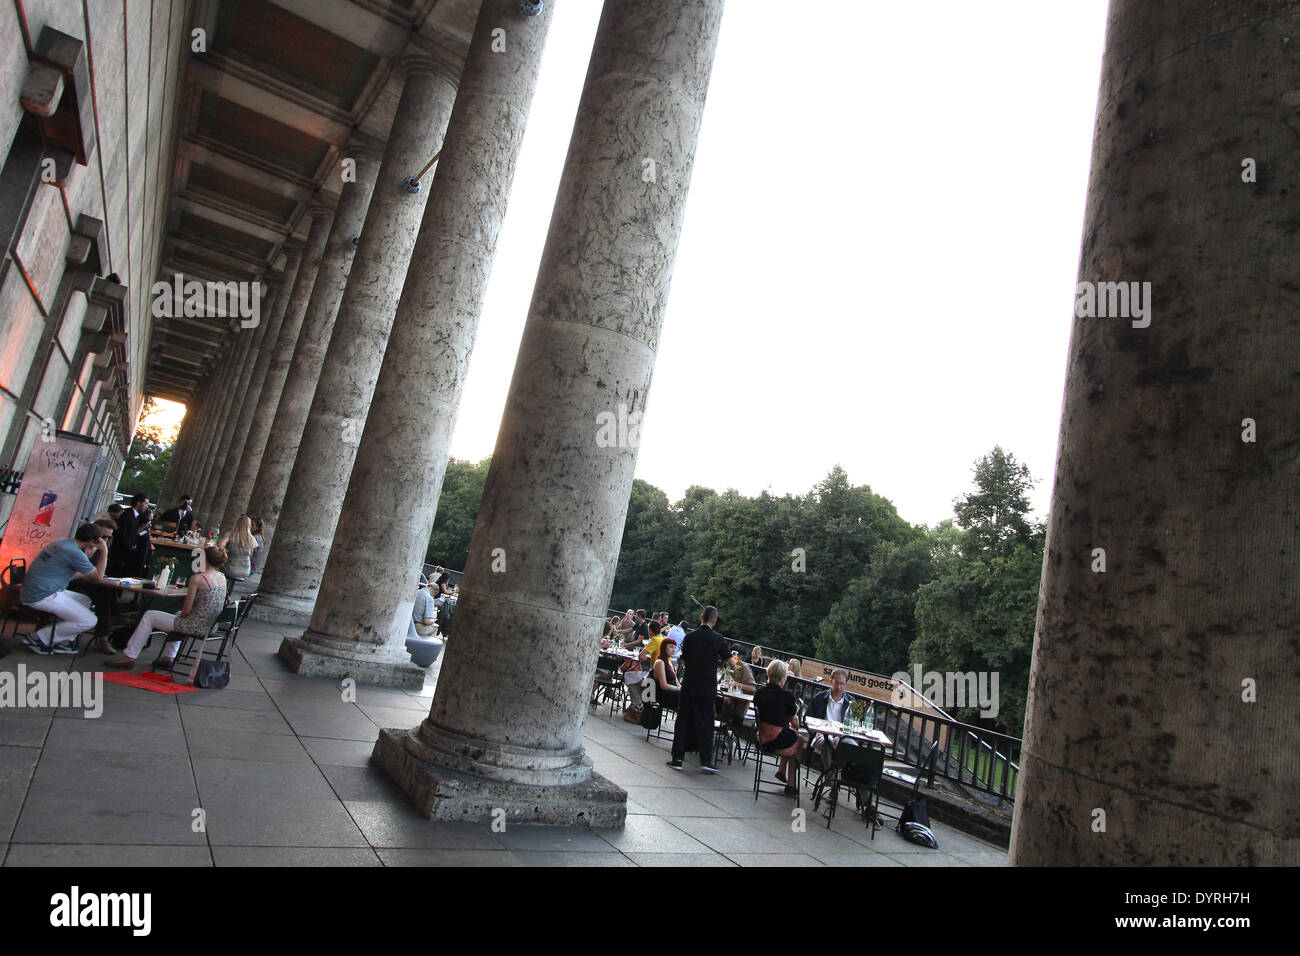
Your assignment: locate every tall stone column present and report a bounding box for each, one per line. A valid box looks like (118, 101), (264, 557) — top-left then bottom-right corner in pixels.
(159, 397), (203, 507)
(188, 342), (244, 523)
(1009, 0), (1299, 866)
(373, 0), (725, 826)
(206, 281), (280, 527)
(218, 246), (303, 532)
(279, 0), (553, 686)
(219, 206), (333, 528)
(246, 140), (383, 544)
(253, 53), (458, 624)
(193, 317), (259, 526)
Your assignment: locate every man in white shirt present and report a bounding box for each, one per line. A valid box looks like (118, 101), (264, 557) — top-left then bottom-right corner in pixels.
(807, 669), (858, 768)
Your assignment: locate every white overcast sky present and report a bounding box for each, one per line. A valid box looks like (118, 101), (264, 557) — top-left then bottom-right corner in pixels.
(450, 0), (1111, 528)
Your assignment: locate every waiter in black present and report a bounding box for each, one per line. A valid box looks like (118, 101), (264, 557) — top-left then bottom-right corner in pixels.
(160, 495), (195, 534)
(667, 606), (729, 773)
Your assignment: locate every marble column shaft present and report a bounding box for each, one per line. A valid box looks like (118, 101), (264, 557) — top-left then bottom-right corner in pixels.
(207, 281), (280, 527)
(375, 0), (725, 825)
(252, 55), (458, 623)
(194, 320), (258, 526)
(218, 248), (304, 532)
(220, 208), (334, 531)
(247, 146), (382, 545)
(1008, 0), (1300, 866)
(281, 0), (553, 684)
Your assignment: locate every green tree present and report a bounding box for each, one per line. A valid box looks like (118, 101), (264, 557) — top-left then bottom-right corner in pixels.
(911, 449), (1044, 735)
(425, 456), (492, 569)
(117, 398), (172, 503)
(816, 535), (936, 675)
(610, 479), (683, 613)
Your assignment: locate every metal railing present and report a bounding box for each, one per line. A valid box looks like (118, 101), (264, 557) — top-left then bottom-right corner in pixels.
(867, 697), (1020, 802)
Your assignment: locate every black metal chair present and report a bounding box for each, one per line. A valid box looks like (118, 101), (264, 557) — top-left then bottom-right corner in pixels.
(816, 742), (885, 832)
(590, 653), (626, 715)
(752, 730), (800, 808)
(148, 600), (242, 682)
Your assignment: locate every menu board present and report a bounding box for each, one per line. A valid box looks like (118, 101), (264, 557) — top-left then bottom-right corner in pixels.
(0, 434), (101, 574)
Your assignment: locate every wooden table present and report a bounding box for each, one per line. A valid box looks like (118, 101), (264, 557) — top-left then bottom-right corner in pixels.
(150, 537), (204, 552)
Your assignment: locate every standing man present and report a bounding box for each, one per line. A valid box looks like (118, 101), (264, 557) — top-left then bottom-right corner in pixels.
(20, 523), (108, 654)
(668, 606), (729, 773)
(109, 493), (149, 575)
(160, 495), (195, 535)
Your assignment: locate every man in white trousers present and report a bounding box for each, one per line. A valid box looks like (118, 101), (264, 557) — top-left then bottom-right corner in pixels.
(21, 523), (109, 654)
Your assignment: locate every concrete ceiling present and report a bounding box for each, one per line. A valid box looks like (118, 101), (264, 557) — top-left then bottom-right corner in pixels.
(147, 0), (479, 405)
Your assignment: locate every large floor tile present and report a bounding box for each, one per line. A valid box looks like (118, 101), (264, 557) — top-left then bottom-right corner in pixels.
(0, 712), (52, 747)
(177, 688), (279, 712)
(212, 846), (382, 866)
(44, 715), (189, 756)
(377, 848), (520, 866)
(4, 843), (212, 866)
(318, 764), (407, 803)
(192, 758), (367, 847)
(179, 704), (293, 736)
(623, 851), (737, 867)
(13, 751), (204, 845)
(725, 852), (825, 867)
(344, 800), (503, 850)
(509, 850), (634, 866)
(593, 813), (710, 854)
(494, 824), (612, 853)
(0, 746), (40, 842)
(184, 727), (314, 764)
(301, 736), (377, 767)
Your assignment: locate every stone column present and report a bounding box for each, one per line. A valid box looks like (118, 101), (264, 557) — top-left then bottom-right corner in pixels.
(246, 141), (383, 544)
(193, 319), (258, 526)
(189, 342), (244, 523)
(218, 247), (303, 532)
(1008, 0), (1299, 866)
(280, 0), (553, 687)
(252, 53), (458, 624)
(219, 207), (333, 529)
(159, 400), (201, 507)
(373, 0), (725, 826)
(206, 281), (280, 527)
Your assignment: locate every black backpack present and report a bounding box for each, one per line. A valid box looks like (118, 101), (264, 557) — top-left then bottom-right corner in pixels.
(640, 701), (662, 730)
(898, 798), (938, 848)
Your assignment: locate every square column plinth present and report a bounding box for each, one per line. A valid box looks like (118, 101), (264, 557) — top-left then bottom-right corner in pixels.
(278, 636), (427, 690)
(372, 727), (627, 828)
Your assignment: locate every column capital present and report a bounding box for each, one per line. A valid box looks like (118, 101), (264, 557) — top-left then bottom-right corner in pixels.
(344, 131), (386, 164)
(396, 51), (459, 86)
(306, 200), (335, 222)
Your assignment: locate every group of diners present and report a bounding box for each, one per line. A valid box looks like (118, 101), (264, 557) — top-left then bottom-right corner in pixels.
(599, 606), (867, 797)
(13, 492), (265, 670)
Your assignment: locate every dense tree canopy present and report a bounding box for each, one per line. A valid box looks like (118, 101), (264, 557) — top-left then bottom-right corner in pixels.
(117, 398), (172, 503)
(421, 448), (1045, 737)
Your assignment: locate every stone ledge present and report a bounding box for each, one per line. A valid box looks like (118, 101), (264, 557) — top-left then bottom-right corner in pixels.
(278, 637), (427, 690)
(373, 727), (627, 827)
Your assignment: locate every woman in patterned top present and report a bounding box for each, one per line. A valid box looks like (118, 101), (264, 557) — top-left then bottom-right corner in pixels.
(106, 546), (229, 669)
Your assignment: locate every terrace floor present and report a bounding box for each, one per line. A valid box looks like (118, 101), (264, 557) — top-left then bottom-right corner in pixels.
(0, 614), (1008, 867)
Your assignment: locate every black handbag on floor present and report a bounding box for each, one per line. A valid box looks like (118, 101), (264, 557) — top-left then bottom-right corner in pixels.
(193, 660), (230, 689)
(640, 701), (662, 730)
(898, 797), (939, 847)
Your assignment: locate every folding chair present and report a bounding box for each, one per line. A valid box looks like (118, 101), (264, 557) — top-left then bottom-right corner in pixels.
(876, 739), (941, 828)
(148, 601), (241, 683)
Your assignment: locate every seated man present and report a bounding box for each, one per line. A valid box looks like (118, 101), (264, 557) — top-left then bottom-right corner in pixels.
(21, 523), (108, 654)
(721, 648), (757, 726)
(412, 575), (439, 637)
(70, 518), (123, 652)
(806, 669), (859, 769)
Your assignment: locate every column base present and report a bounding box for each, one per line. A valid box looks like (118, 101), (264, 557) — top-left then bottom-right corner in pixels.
(372, 727), (627, 827)
(248, 590), (315, 626)
(278, 636), (427, 690)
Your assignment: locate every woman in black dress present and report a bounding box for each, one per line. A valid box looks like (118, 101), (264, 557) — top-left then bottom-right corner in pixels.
(754, 658), (804, 796)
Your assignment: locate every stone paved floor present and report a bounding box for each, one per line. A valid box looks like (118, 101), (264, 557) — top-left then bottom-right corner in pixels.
(0, 616), (1007, 867)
